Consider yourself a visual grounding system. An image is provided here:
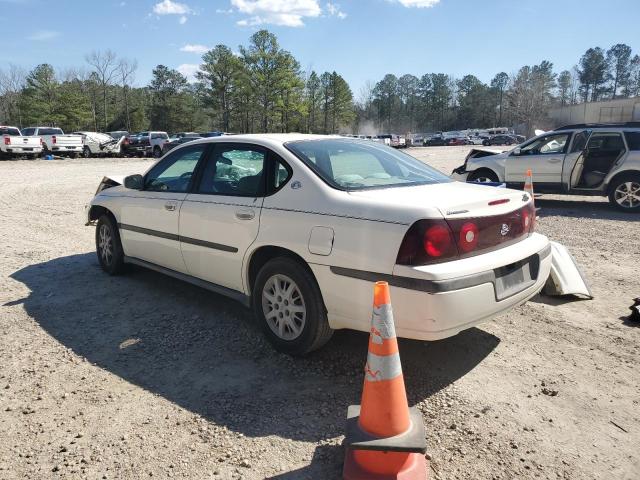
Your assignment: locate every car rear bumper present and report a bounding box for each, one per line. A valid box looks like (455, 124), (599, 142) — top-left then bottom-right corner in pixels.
(51, 146), (82, 152)
(2, 147), (42, 154)
(311, 233), (551, 341)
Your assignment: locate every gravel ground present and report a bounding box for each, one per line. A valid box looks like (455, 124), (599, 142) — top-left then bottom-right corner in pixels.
(1, 146), (639, 480)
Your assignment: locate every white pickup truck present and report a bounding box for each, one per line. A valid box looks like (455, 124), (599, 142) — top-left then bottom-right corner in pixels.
(0, 126), (43, 159)
(21, 127), (83, 158)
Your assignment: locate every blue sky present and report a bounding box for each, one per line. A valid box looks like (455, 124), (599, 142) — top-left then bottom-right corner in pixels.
(1, 0), (639, 97)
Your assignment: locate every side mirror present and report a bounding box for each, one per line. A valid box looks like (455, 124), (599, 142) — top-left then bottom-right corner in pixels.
(512, 147), (521, 156)
(123, 174), (143, 190)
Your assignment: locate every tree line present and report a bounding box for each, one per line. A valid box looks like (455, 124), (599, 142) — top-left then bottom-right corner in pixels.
(0, 35), (637, 137)
(0, 30), (354, 136)
(357, 43), (640, 136)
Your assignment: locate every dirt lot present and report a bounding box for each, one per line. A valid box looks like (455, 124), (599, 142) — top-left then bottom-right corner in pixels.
(1, 146), (639, 480)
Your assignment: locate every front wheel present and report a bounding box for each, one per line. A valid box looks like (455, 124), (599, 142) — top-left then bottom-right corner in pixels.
(252, 257), (333, 356)
(608, 175), (640, 212)
(95, 215), (125, 274)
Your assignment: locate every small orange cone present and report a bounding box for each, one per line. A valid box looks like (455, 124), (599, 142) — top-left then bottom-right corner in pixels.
(524, 169), (535, 206)
(343, 282), (428, 480)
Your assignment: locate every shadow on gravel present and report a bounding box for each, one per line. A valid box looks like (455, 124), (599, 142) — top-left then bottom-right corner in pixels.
(535, 198), (633, 221)
(11, 253), (499, 445)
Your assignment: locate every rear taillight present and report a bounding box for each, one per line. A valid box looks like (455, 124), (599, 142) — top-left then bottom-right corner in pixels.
(396, 219), (458, 265)
(40, 137), (44, 146)
(3, 137), (9, 145)
(397, 202), (535, 266)
(52, 135), (57, 144)
(423, 224), (455, 258)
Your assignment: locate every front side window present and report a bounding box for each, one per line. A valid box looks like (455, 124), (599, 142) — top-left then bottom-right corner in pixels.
(197, 145), (266, 197)
(286, 139), (450, 190)
(624, 131), (640, 150)
(145, 144), (206, 192)
(519, 133), (569, 156)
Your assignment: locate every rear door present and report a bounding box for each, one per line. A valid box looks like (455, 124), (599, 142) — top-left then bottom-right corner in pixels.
(505, 132), (571, 188)
(118, 144), (208, 273)
(179, 143), (268, 292)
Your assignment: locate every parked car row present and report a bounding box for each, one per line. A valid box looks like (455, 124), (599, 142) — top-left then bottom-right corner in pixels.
(0, 127), (230, 160)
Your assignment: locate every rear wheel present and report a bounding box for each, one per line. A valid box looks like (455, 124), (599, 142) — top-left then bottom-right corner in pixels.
(95, 215), (125, 275)
(608, 174), (640, 212)
(252, 257), (332, 356)
(468, 169), (499, 183)
(82, 146), (92, 158)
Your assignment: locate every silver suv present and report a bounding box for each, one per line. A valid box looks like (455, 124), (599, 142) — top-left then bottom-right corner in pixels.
(452, 122), (640, 212)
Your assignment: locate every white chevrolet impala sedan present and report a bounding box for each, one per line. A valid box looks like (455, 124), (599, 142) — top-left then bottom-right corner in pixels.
(86, 134), (551, 355)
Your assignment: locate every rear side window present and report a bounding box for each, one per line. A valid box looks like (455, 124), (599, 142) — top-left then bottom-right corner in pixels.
(624, 131), (640, 150)
(197, 145), (266, 197)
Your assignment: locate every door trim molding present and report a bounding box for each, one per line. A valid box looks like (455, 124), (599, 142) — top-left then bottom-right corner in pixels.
(118, 223), (239, 253)
(124, 255), (250, 306)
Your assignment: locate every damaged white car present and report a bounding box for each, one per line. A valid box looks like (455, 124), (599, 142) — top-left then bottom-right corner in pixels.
(86, 134), (551, 354)
(452, 123), (640, 212)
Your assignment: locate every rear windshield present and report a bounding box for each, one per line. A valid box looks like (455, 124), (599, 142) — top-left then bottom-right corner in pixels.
(285, 139), (450, 191)
(624, 131), (640, 150)
(0, 127), (21, 136)
(39, 128), (63, 135)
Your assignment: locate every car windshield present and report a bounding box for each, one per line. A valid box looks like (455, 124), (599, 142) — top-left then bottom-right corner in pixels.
(286, 138), (450, 191)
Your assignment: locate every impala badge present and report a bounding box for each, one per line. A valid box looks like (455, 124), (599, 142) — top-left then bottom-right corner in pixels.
(500, 223), (510, 236)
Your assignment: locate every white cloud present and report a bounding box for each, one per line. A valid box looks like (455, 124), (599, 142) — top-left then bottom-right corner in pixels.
(232, 0), (322, 27)
(27, 30), (60, 41)
(180, 44), (209, 54)
(326, 2), (346, 19)
(393, 0), (440, 7)
(177, 63), (201, 81)
(153, 0), (191, 15)
(179, 15), (187, 24)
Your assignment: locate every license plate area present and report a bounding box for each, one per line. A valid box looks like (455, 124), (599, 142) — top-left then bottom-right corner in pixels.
(494, 254), (540, 301)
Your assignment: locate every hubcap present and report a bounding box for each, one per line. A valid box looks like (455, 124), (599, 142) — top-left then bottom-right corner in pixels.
(262, 274), (306, 341)
(473, 176), (493, 183)
(98, 224), (113, 265)
(614, 181), (640, 209)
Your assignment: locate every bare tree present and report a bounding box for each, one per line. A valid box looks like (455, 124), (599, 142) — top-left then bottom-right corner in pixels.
(85, 50), (119, 131)
(0, 64), (27, 126)
(117, 58), (137, 132)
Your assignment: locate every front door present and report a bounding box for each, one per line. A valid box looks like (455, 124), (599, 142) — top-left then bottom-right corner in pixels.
(505, 132), (571, 189)
(118, 144), (208, 273)
(179, 143), (268, 292)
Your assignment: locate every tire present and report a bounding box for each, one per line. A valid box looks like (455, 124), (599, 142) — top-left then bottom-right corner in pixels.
(153, 146), (162, 158)
(608, 174), (640, 212)
(95, 214), (125, 275)
(82, 146), (91, 158)
(482, 140), (489, 146)
(70, 152), (79, 159)
(252, 257), (333, 356)
(468, 169), (499, 183)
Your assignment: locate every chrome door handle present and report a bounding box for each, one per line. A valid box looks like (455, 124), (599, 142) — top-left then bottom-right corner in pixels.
(164, 202), (177, 211)
(235, 210), (255, 220)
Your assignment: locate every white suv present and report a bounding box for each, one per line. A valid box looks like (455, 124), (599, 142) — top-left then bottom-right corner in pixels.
(452, 123), (640, 212)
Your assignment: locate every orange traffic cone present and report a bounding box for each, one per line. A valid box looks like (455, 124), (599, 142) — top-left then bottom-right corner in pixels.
(524, 169), (535, 206)
(343, 281), (428, 480)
